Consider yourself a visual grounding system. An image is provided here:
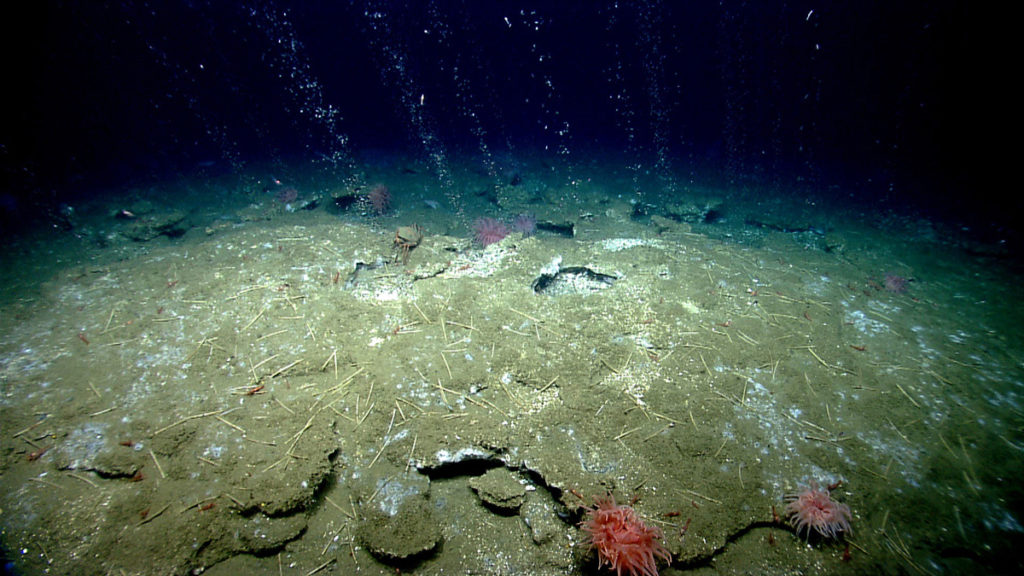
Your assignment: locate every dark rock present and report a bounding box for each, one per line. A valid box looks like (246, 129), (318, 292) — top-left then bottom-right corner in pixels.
(533, 266), (617, 295)
(332, 194), (360, 212)
(665, 197), (723, 223)
(536, 220), (574, 237)
(121, 210), (189, 241)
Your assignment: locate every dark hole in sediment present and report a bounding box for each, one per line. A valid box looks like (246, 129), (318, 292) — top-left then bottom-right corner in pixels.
(532, 266), (617, 295)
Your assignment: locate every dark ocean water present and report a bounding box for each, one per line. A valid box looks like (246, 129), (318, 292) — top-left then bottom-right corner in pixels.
(3, 1), (993, 233)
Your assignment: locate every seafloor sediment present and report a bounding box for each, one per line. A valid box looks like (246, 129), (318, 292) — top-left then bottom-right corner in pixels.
(1, 163), (1021, 575)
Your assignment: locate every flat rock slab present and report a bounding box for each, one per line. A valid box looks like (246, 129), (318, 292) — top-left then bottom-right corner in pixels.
(356, 492), (442, 563)
(469, 467), (527, 514)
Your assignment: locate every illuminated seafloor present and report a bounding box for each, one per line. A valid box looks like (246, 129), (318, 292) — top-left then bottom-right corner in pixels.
(1, 149), (1021, 575)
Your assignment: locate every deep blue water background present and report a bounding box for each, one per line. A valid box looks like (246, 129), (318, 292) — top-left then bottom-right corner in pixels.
(2, 1), (988, 234)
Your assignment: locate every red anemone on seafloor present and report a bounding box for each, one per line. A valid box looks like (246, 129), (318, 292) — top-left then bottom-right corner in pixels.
(580, 494), (671, 576)
(785, 480), (852, 540)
